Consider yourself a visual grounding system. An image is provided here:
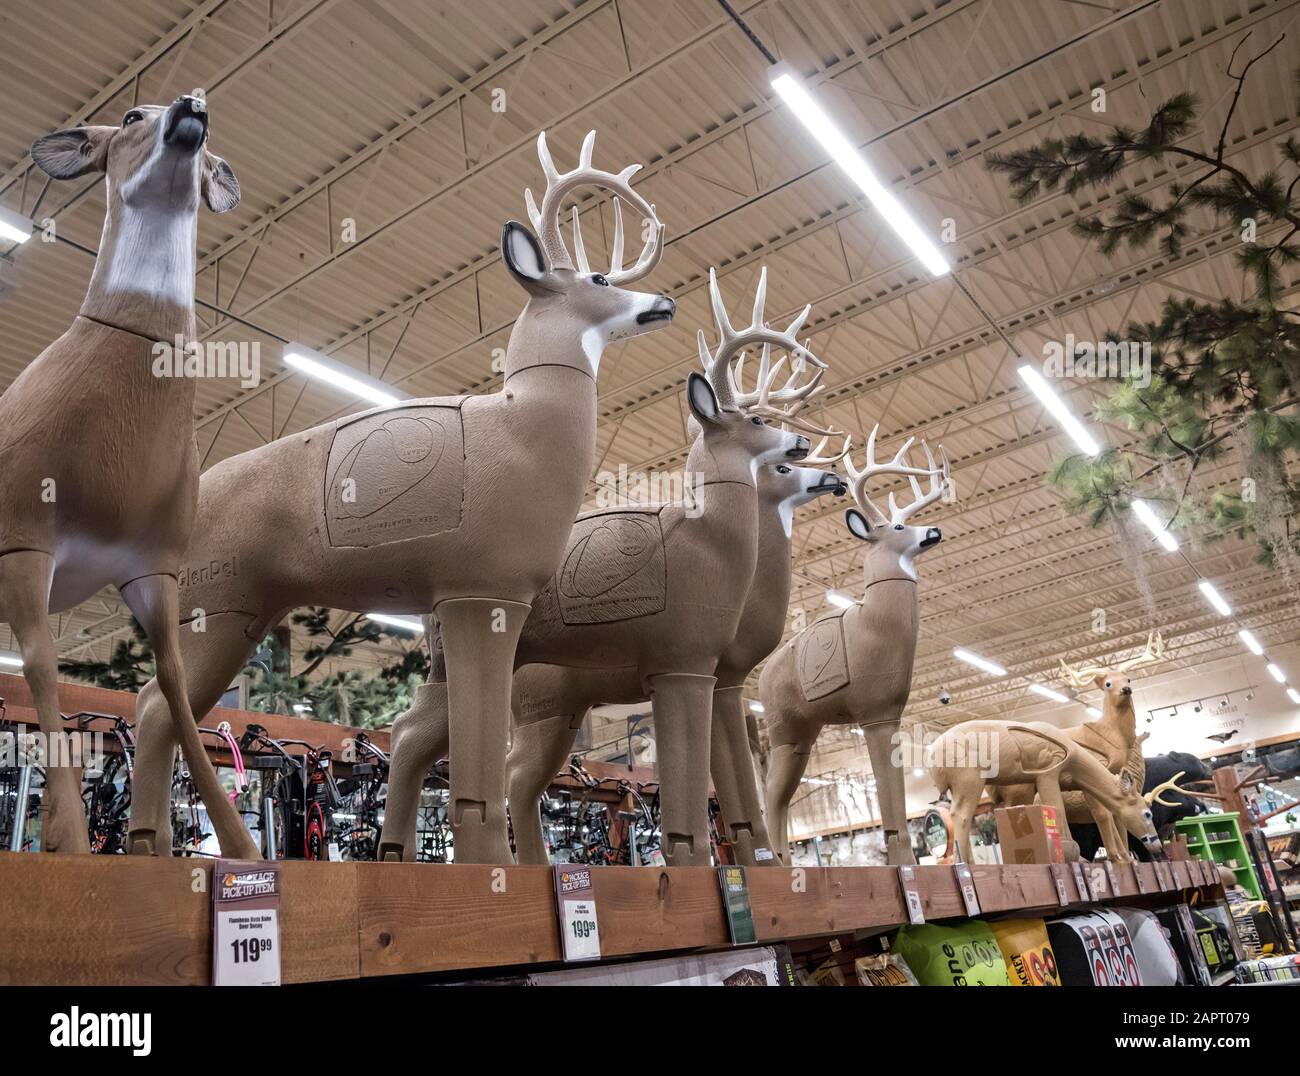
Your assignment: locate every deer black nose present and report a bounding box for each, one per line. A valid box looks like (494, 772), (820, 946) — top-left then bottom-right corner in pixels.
(787, 435), (811, 459)
(920, 527), (942, 547)
(1121, 685), (1132, 696)
(637, 296), (675, 324)
(164, 96), (208, 151)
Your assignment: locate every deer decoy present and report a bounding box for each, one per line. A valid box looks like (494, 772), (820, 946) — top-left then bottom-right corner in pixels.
(125, 131), (674, 863)
(380, 268), (825, 866)
(929, 719), (1161, 864)
(0, 97), (241, 854)
(993, 633), (1164, 859)
(759, 427), (950, 865)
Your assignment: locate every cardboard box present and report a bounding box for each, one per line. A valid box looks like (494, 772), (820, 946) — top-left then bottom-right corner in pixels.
(1165, 834), (1190, 861)
(995, 805), (1063, 864)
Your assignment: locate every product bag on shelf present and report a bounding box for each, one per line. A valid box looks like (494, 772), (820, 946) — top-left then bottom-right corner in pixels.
(893, 921), (1011, 986)
(1045, 910), (1142, 986)
(988, 917), (1060, 986)
(855, 951), (919, 986)
(1112, 908), (1182, 985)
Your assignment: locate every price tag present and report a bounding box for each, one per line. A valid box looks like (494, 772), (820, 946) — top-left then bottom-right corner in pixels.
(897, 866), (925, 924)
(954, 864), (981, 917)
(1134, 864), (1152, 893)
(1154, 861), (1173, 891)
(1087, 864), (1108, 900)
(718, 866), (757, 946)
(1071, 862), (1091, 901)
(1049, 864), (1070, 906)
(554, 866), (601, 962)
(1104, 860), (1120, 894)
(212, 860), (281, 987)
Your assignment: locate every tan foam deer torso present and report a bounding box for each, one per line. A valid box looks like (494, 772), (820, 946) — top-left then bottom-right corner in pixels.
(759, 429), (949, 864)
(127, 132), (675, 863)
(0, 97), (242, 853)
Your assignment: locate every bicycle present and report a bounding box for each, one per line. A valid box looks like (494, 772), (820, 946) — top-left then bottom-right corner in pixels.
(335, 731), (389, 861)
(62, 711), (136, 854)
(238, 724), (340, 859)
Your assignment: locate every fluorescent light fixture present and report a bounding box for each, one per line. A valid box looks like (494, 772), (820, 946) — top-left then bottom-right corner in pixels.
(953, 648), (1007, 676)
(1017, 365), (1100, 456)
(365, 613), (424, 633)
(1238, 629), (1264, 656)
(826, 590), (855, 609)
(769, 69), (949, 277)
(1131, 499), (1178, 551)
(0, 653), (23, 669)
(1086, 706), (1103, 719)
(748, 700), (765, 714)
(283, 343), (407, 407)
(0, 206), (32, 245)
(1266, 663), (1286, 684)
(1028, 683), (1069, 703)
(1197, 580), (1231, 617)
(912, 768), (925, 778)
(801, 776), (832, 787)
(292, 703), (312, 714)
(1288, 688), (1300, 706)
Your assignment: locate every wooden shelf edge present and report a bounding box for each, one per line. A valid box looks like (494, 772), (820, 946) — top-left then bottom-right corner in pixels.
(0, 853), (1220, 986)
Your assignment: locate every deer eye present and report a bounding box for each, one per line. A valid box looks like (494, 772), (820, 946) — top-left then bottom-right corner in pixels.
(750, 415), (764, 426)
(590, 273), (610, 286)
(122, 110), (144, 127)
(893, 524), (904, 531)
(776, 465), (791, 474)
(1105, 679), (1112, 689)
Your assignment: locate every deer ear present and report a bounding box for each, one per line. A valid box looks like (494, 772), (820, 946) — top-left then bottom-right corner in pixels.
(31, 125), (115, 180)
(686, 372), (721, 424)
(845, 509), (873, 540)
(1093, 673), (1107, 690)
(502, 221), (552, 293)
(202, 152), (241, 213)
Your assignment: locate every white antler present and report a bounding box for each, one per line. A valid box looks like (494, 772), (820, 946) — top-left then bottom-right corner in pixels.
(697, 266), (824, 411)
(1116, 631), (1164, 673)
(1145, 770), (1192, 807)
(524, 130), (664, 284)
(843, 424), (942, 526)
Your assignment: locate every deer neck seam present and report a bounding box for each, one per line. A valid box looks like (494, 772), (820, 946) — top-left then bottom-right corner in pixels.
(502, 361), (596, 386)
(73, 313), (178, 347)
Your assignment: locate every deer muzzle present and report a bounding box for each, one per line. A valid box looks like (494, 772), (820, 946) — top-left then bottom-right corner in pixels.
(163, 96), (209, 153)
(786, 435), (811, 459)
(636, 296), (675, 325)
(810, 473), (846, 496)
(920, 526), (942, 548)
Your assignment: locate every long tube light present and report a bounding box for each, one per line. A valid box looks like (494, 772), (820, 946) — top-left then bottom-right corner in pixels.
(769, 69), (949, 277)
(748, 700), (765, 714)
(826, 590), (855, 609)
(283, 343), (407, 407)
(1238, 629), (1264, 656)
(1266, 663), (1287, 684)
(0, 653), (23, 668)
(1085, 706), (1103, 719)
(1131, 499), (1178, 551)
(953, 648), (1007, 676)
(0, 206), (32, 245)
(1027, 683), (1069, 703)
(1198, 580), (1232, 617)
(1017, 365), (1100, 455)
(364, 613), (424, 633)
(1288, 688), (1300, 706)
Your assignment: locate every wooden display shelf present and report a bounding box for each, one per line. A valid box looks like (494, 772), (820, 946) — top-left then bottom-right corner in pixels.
(0, 852), (1218, 986)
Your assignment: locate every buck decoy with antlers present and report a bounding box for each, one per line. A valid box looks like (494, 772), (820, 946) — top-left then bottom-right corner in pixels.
(126, 131), (674, 863)
(380, 268), (823, 866)
(759, 427), (950, 864)
(0, 97), (241, 854)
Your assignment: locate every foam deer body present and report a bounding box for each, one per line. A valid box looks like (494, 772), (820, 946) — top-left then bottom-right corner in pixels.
(504, 355), (851, 867)
(127, 132), (674, 863)
(379, 271), (823, 866)
(759, 430), (949, 865)
(0, 98), (241, 853)
(992, 634), (1163, 862)
(929, 720), (1161, 864)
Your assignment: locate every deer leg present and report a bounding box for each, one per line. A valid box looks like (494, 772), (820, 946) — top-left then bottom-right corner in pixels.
(506, 709), (585, 865)
(438, 597), (530, 864)
(1034, 771), (1079, 861)
(765, 736), (814, 865)
(862, 721), (915, 866)
(646, 672), (716, 867)
(709, 684), (777, 866)
(378, 680), (448, 863)
(120, 575), (260, 860)
(127, 610), (263, 856)
(0, 550), (89, 854)
(1084, 792), (1129, 863)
